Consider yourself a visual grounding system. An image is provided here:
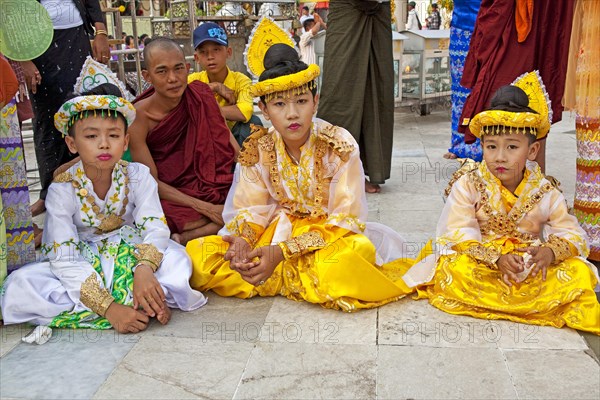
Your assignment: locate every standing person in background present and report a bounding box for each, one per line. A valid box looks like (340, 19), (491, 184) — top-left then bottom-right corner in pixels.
(444, 0), (482, 160)
(0, 55), (35, 303)
(318, 0), (394, 193)
(458, 0), (576, 173)
(18, 0), (110, 217)
(139, 34), (149, 48)
(563, 0), (600, 263)
(299, 14), (327, 66)
(124, 35), (136, 60)
(427, 3), (441, 30)
(299, 5), (311, 24)
(406, 1), (421, 31)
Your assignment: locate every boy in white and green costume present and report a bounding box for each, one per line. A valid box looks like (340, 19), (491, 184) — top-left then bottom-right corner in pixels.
(0, 85), (206, 332)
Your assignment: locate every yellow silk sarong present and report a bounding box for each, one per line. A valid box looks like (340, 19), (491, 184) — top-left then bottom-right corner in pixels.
(187, 217), (417, 312)
(422, 161), (600, 335)
(418, 254), (600, 334)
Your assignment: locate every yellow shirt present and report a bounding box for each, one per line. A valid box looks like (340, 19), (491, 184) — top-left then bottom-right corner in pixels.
(188, 68), (254, 129)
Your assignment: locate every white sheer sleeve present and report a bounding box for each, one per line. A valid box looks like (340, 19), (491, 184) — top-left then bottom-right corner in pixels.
(129, 163), (170, 252)
(436, 174), (482, 253)
(542, 188), (589, 258)
(43, 183), (101, 312)
(221, 163), (278, 243)
(324, 128), (369, 233)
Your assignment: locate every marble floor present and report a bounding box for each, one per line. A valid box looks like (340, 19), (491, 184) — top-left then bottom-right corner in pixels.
(1, 108), (598, 399)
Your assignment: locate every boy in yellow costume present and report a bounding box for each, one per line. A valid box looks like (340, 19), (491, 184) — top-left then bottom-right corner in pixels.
(186, 18), (414, 311)
(413, 72), (600, 334)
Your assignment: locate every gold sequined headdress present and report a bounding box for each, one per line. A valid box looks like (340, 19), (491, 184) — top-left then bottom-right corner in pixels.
(469, 70), (552, 139)
(54, 56), (136, 136)
(245, 16), (320, 102)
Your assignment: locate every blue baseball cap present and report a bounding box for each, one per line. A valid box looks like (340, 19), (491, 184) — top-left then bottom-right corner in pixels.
(193, 22), (228, 49)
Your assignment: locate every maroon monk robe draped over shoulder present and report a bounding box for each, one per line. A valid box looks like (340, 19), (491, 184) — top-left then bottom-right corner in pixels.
(458, 0), (575, 143)
(134, 81), (235, 233)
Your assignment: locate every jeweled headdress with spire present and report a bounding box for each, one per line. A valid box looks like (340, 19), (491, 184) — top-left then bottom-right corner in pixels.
(469, 70), (552, 139)
(244, 16), (320, 103)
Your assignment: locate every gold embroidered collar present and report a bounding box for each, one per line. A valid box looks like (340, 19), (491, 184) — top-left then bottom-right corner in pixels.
(473, 161), (553, 240)
(70, 160), (130, 233)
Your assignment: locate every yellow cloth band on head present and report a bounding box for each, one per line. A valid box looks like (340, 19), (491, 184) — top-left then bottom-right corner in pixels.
(470, 70), (552, 140)
(468, 109), (549, 139)
(250, 64), (320, 99)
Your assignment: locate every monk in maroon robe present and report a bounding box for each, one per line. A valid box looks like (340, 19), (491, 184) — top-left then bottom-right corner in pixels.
(129, 38), (237, 244)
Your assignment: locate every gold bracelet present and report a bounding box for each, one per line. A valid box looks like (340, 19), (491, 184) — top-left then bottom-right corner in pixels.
(80, 274), (115, 317)
(134, 243), (163, 273)
(461, 243), (501, 268)
(95, 29), (108, 36)
(279, 231), (326, 260)
(542, 234), (573, 264)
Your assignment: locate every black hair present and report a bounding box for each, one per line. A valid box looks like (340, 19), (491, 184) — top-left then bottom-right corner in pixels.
(139, 33), (149, 41)
(302, 18), (315, 30)
(482, 85), (538, 144)
(258, 44), (317, 103)
(65, 83), (128, 137)
(142, 37), (185, 69)
(302, 6), (309, 11)
(125, 35), (135, 47)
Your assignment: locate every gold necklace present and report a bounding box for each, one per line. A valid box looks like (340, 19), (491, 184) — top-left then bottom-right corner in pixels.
(285, 146), (301, 165)
(73, 163), (130, 233)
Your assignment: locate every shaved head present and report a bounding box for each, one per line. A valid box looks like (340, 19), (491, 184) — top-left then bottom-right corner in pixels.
(143, 37), (185, 69)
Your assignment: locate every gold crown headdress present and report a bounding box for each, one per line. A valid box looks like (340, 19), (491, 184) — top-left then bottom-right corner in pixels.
(469, 70), (551, 139)
(244, 16), (320, 102)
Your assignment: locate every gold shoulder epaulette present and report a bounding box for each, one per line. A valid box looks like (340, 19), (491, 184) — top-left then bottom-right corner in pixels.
(53, 171), (73, 183)
(316, 123), (354, 162)
(544, 175), (562, 193)
(444, 158), (479, 197)
(237, 124), (270, 166)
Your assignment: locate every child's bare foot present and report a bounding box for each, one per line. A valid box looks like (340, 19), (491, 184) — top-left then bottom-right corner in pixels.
(443, 152), (458, 159)
(30, 199), (45, 217)
(156, 302), (171, 325)
(365, 179), (381, 193)
(170, 233), (182, 244)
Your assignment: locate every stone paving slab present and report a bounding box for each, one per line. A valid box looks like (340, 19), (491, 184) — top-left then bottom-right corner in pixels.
(260, 297), (378, 346)
(0, 324), (30, 358)
(0, 329), (139, 399)
(377, 346), (517, 399)
(94, 336), (255, 399)
(503, 349), (600, 399)
(234, 342), (377, 399)
(144, 294), (274, 342)
(379, 298), (499, 348)
(493, 320), (589, 351)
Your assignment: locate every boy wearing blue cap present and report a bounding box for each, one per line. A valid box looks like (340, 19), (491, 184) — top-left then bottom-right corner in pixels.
(188, 23), (262, 145)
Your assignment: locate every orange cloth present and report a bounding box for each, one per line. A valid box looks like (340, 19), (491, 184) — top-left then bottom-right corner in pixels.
(0, 57), (18, 106)
(515, 0), (534, 43)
